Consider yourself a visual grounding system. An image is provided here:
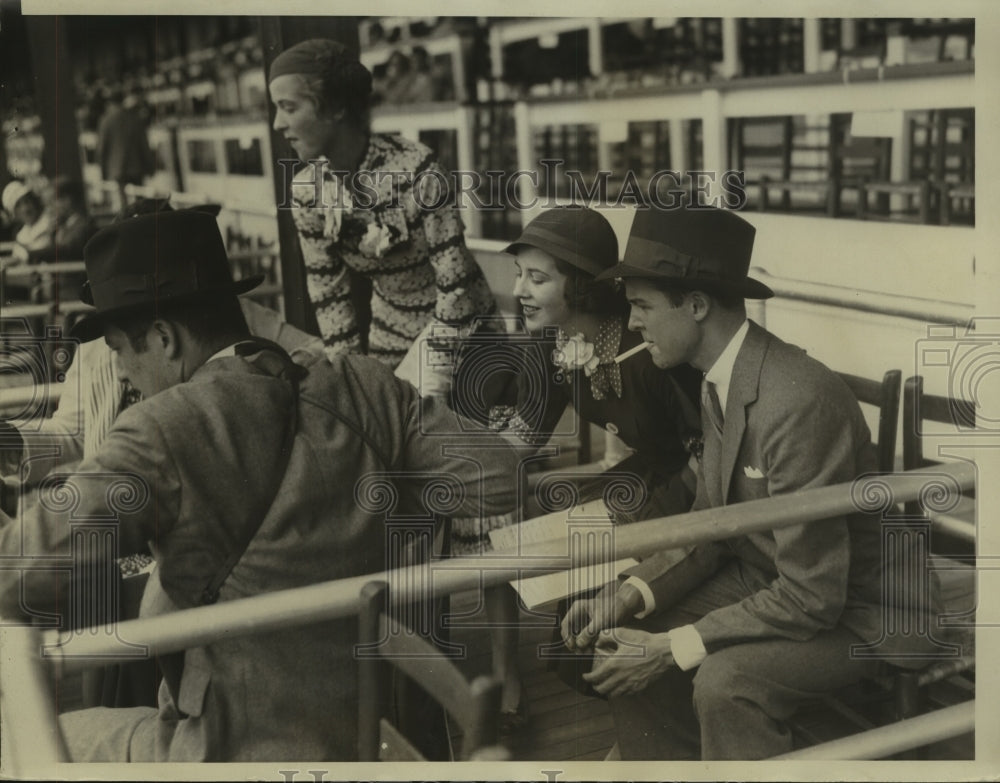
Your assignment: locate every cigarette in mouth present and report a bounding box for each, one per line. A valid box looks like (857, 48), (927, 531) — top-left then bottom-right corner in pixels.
(614, 341), (653, 364)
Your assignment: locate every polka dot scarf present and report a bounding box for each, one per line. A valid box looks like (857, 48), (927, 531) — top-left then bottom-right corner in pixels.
(585, 317), (623, 401)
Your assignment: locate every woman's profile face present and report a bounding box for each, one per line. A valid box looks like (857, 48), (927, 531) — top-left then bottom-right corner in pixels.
(269, 74), (339, 162)
(512, 247), (573, 332)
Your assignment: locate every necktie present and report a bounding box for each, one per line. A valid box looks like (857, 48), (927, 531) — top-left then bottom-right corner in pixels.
(588, 362), (623, 401)
(703, 379), (725, 434)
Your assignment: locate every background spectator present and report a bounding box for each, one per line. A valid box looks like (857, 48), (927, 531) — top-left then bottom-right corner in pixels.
(97, 86), (154, 207)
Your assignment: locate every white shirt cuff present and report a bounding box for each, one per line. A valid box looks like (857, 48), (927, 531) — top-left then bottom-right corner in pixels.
(622, 576), (656, 619)
(668, 624), (707, 671)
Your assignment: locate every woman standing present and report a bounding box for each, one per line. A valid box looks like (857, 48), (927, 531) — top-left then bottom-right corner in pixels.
(268, 39), (525, 742)
(267, 39), (495, 371)
(490, 206), (703, 521)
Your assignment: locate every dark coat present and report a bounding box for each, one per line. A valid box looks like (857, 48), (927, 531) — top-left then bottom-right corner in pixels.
(97, 104), (154, 185)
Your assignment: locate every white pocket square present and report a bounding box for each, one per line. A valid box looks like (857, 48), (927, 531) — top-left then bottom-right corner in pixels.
(744, 466), (765, 479)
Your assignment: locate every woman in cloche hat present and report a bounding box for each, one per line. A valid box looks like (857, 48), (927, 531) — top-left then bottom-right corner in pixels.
(469, 205), (705, 705)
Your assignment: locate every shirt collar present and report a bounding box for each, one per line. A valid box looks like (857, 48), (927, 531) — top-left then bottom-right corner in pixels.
(205, 343), (241, 365)
(703, 319), (749, 415)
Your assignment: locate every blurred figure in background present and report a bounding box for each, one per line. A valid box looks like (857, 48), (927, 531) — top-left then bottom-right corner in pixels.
(408, 46), (436, 103)
(2, 180), (52, 263)
(381, 49), (414, 104)
(25, 177), (94, 263)
(97, 87), (154, 208)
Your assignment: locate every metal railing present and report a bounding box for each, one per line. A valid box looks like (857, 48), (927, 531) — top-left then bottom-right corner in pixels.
(750, 267), (973, 328)
(775, 701), (974, 760)
(0, 462), (975, 770)
(34, 461), (976, 664)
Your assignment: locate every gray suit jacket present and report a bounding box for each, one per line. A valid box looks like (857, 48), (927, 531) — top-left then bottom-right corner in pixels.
(0, 347), (520, 760)
(627, 321), (937, 661)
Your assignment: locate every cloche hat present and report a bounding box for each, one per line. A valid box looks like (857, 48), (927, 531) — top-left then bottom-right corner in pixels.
(504, 206), (619, 278)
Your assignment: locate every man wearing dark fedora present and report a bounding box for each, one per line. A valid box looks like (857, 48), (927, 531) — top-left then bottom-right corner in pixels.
(0, 207), (520, 761)
(560, 205), (939, 759)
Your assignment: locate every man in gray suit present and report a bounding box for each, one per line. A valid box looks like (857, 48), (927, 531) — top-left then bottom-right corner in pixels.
(0, 207), (519, 761)
(560, 205), (938, 759)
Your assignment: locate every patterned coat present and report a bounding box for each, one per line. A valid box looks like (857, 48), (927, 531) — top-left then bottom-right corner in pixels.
(290, 134), (496, 366)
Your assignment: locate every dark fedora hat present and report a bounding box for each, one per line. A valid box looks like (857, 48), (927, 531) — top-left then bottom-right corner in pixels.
(70, 209), (262, 342)
(596, 206), (773, 299)
(504, 205), (619, 278)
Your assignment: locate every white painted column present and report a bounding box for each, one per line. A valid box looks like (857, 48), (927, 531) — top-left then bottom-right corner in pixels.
(451, 38), (468, 103)
(455, 105), (481, 237)
(700, 89), (727, 203)
(803, 18), (822, 74)
(669, 118), (687, 173)
(489, 25), (503, 80)
(513, 101), (539, 225)
(588, 20), (603, 78)
(889, 111), (910, 182)
(720, 18), (741, 79)
(840, 19), (857, 52)
(596, 132), (612, 181)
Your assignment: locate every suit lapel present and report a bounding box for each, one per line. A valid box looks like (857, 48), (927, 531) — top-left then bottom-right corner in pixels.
(717, 322), (768, 504)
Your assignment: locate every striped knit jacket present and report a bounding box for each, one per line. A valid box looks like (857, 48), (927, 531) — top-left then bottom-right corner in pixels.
(289, 133), (496, 367)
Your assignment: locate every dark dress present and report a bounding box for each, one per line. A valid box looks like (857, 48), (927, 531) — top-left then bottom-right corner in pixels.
(466, 316), (703, 523)
(456, 316), (703, 698)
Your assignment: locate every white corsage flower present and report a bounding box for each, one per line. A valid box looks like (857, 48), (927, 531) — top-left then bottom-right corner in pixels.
(359, 222), (393, 258)
(552, 331), (601, 376)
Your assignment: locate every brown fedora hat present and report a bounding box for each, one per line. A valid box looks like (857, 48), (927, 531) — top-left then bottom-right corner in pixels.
(70, 209), (262, 342)
(596, 205), (773, 299)
(504, 205), (619, 278)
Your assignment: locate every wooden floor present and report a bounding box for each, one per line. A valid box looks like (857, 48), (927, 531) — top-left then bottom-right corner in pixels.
(445, 589), (617, 761)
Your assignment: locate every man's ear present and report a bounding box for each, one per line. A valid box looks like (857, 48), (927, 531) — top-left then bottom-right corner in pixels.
(688, 291), (712, 322)
(151, 319), (181, 359)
